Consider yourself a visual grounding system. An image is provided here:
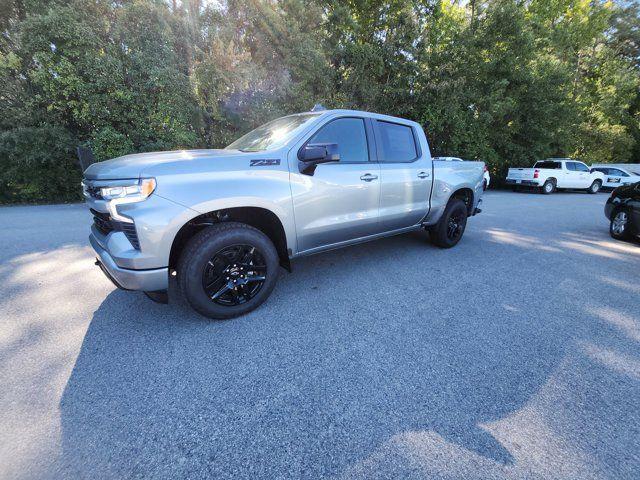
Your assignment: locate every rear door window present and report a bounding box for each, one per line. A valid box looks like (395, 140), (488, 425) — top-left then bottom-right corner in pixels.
(376, 121), (418, 163)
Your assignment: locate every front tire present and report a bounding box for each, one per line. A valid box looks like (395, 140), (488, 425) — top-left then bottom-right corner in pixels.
(610, 209), (632, 241)
(177, 222), (279, 319)
(430, 199), (468, 248)
(587, 180), (602, 194)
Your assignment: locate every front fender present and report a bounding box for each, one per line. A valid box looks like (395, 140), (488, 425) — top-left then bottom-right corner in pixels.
(155, 170), (296, 254)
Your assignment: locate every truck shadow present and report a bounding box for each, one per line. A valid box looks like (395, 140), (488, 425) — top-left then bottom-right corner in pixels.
(59, 225), (640, 478)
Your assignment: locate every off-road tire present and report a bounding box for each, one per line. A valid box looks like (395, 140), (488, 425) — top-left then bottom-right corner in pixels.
(177, 222), (279, 319)
(430, 199), (468, 248)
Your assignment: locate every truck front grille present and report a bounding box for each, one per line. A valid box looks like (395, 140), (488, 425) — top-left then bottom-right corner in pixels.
(83, 182), (103, 200)
(120, 223), (141, 250)
(91, 209), (113, 235)
(91, 209), (140, 250)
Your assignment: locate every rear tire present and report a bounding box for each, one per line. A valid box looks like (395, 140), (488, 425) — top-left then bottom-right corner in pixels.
(587, 180), (602, 194)
(177, 222), (279, 319)
(430, 199), (468, 248)
(541, 180), (555, 194)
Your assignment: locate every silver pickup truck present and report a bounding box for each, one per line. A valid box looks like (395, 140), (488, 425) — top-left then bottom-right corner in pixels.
(82, 109), (484, 318)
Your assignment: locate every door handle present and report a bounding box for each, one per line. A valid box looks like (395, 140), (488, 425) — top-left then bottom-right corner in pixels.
(418, 171), (430, 179)
(360, 173), (378, 182)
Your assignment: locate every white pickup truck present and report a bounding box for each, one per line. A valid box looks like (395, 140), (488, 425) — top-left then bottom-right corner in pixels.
(506, 159), (605, 194)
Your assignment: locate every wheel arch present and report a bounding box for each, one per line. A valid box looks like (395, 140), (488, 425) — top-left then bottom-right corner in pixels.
(449, 187), (475, 216)
(169, 206), (291, 272)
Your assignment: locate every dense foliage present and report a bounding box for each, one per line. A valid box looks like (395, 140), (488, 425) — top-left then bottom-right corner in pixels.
(1, 0), (638, 202)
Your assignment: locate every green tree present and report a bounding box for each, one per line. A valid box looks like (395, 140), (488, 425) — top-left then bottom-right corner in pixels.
(0, 0), (638, 203)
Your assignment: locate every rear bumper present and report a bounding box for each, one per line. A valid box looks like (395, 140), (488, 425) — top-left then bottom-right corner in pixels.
(90, 234), (168, 291)
(506, 179), (540, 186)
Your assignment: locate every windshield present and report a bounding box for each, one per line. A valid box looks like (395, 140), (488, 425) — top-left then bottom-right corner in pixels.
(226, 113), (321, 152)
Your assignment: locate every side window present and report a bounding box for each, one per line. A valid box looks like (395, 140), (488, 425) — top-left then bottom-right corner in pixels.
(574, 162), (590, 172)
(565, 162), (576, 171)
(376, 121), (418, 162)
(309, 118), (369, 163)
(610, 168), (628, 177)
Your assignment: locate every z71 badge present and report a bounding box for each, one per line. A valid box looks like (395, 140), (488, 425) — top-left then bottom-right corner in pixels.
(250, 159), (280, 167)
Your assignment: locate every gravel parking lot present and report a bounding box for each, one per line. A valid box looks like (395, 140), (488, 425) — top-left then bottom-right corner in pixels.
(1, 191), (639, 479)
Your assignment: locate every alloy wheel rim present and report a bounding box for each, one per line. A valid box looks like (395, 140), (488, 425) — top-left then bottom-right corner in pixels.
(202, 244), (267, 306)
(447, 211), (465, 240)
(612, 212), (627, 235)
(545, 183), (553, 192)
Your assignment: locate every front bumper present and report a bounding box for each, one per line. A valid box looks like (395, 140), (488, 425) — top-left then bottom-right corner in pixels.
(90, 234), (168, 291)
(604, 201), (615, 221)
(472, 198), (483, 215)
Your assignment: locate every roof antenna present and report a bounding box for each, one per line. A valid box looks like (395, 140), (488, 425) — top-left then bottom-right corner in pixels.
(311, 103), (326, 112)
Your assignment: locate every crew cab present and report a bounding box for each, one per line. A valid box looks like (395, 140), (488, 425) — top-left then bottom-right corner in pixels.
(82, 109), (484, 319)
(506, 159), (605, 194)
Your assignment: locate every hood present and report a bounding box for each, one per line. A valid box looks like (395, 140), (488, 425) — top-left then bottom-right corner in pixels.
(83, 149), (248, 180)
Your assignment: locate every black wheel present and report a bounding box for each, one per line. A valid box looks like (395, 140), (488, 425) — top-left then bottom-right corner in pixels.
(610, 208), (633, 241)
(587, 180), (602, 194)
(541, 180), (555, 194)
(430, 199), (468, 248)
(177, 222), (279, 319)
(511, 186), (519, 192)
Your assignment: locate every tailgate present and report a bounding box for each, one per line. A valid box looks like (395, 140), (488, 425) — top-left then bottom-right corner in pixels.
(507, 168), (535, 180)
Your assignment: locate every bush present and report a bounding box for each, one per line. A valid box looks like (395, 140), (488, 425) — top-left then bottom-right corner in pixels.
(0, 126), (81, 203)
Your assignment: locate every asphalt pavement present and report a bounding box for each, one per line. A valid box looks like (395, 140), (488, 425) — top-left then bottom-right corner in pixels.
(1, 191), (639, 479)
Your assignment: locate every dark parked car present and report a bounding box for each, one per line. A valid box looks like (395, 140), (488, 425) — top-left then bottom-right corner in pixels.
(605, 182), (640, 241)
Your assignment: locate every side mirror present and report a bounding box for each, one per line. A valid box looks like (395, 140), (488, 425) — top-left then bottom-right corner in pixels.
(299, 143), (340, 163)
(298, 143), (340, 175)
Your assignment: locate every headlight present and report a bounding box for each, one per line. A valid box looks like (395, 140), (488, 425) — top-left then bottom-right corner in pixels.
(101, 178), (156, 201)
(102, 178), (156, 223)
